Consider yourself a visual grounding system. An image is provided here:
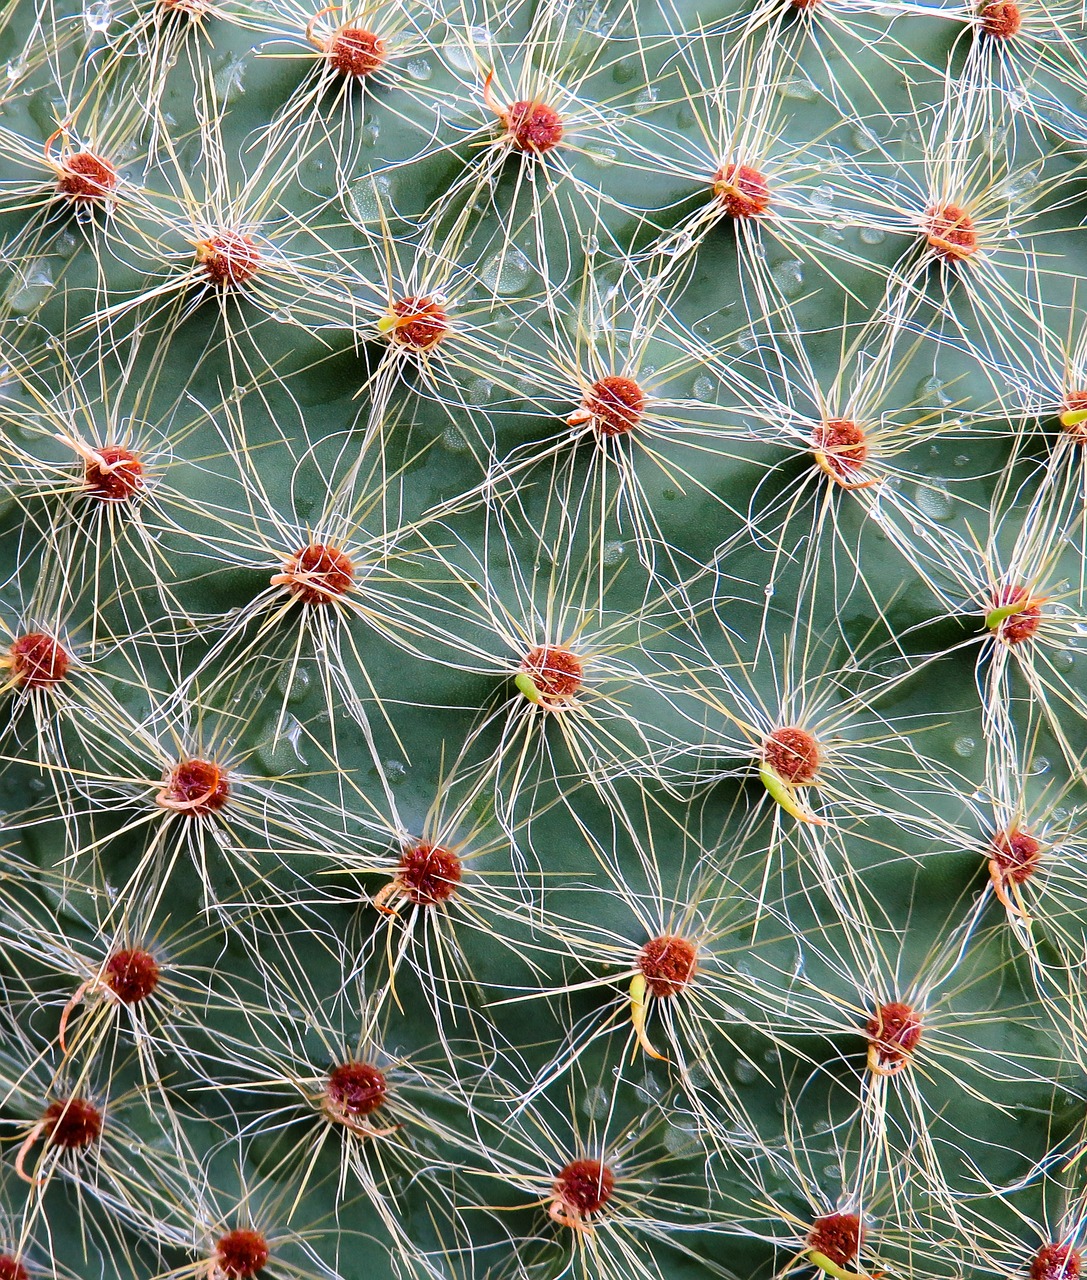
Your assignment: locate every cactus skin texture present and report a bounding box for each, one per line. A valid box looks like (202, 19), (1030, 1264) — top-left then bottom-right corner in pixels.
(4, 0), (1087, 1277)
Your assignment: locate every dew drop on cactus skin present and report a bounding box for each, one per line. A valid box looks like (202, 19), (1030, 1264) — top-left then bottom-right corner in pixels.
(987, 584), (1043, 645)
(977, 0), (1023, 37)
(325, 1062), (389, 1120)
(397, 842), (463, 905)
(812, 419), (868, 484)
(808, 1212), (865, 1268)
(326, 27), (387, 76)
(572, 376), (647, 437)
(104, 948), (160, 1004)
(552, 1158), (615, 1216)
(7, 632), (69, 688)
(384, 296), (450, 351)
(83, 444), (143, 501)
(638, 935), (698, 997)
(1031, 1243), (1082, 1280)
(215, 1229), (270, 1279)
(0, 1256), (29, 1280)
(712, 163), (771, 218)
(274, 543), (355, 605)
(55, 152), (118, 204)
(197, 231), (262, 287)
(763, 726), (820, 785)
(866, 1001), (922, 1071)
(923, 204), (979, 262)
(157, 758), (230, 816)
(43, 1096), (102, 1149)
(519, 645), (583, 707)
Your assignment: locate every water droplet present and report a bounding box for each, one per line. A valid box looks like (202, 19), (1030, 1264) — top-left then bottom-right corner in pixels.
(916, 484), (955, 522)
(734, 1058), (759, 1085)
(383, 759), (408, 784)
(347, 173), (392, 222)
(277, 666), (311, 704)
(778, 76), (817, 101)
(442, 425), (469, 453)
(692, 375), (715, 402)
(445, 29), (488, 72)
(467, 378), (493, 406)
(952, 736), (976, 758)
(602, 540), (626, 566)
(1054, 649), (1075, 672)
(581, 1085), (609, 1118)
(84, 0), (111, 30)
(5, 259), (53, 314)
(859, 226), (885, 245)
(771, 258), (804, 299)
(405, 58), (431, 81)
(481, 246), (531, 295)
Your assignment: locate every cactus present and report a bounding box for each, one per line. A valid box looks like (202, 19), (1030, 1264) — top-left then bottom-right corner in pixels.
(3, 0), (1087, 1276)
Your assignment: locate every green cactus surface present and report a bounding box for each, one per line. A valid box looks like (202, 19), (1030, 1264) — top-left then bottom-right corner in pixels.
(2, 1), (1087, 1278)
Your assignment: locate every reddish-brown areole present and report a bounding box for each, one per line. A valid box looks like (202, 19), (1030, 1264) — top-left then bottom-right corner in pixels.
(989, 827), (1042, 886)
(8, 632), (70, 689)
(215, 1229), (270, 1279)
(327, 27), (386, 76)
(387, 296), (450, 352)
(0, 1256), (29, 1280)
(989, 583), (1044, 645)
(638, 935), (698, 997)
(866, 1001), (922, 1070)
(1062, 390), (1087, 441)
(519, 645), (583, 706)
(43, 1096), (102, 1149)
(763, 726), (821, 785)
(978, 0), (1023, 37)
(159, 758), (230, 815)
(812, 419), (869, 484)
(502, 100), (564, 153)
(104, 948), (160, 1004)
(808, 1212), (865, 1269)
(552, 1158), (615, 1216)
(923, 203), (979, 262)
(56, 151), (118, 204)
(275, 543), (355, 605)
(325, 1061), (389, 1121)
(713, 163), (771, 218)
(577, 376), (647, 437)
(397, 842), (463, 905)
(1031, 1244), (1083, 1280)
(84, 444), (143, 501)
(197, 231), (262, 287)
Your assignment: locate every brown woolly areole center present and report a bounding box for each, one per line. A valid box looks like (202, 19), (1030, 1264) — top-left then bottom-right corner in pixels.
(989, 826), (1042, 884)
(197, 231), (262, 287)
(1031, 1244), (1083, 1280)
(519, 644), (583, 706)
(763, 726), (821, 785)
(84, 444), (143, 501)
(812, 418), (869, 482)
(1062, 389), (1087, 440)
(274, 542), (355, 605)
(638, 934), (698, 997)
(43, 1096), (102, 1149)
(989, 583), (1044, 645)
(0, 1256), (29, 1280)
(713, 162), (771, 218)
(325, 1061), (389, 1120)
(397, 842), (463, 905)
(327, 27), (387, 76)
(157, 758), (230, 815)
(501, 100), (564, 153)
(866, 1000), (922, 1068)
(977, 0), (1023, 36)
(214, 1229), (270, 1279)
(576, 376), (647, 437)
(387, 295), (450, 351)
(808, 1213), (865, 1269)
(8, 632), (70, 689)
(552, 1158), (615, 1215)
(55, 151), (118, 203)
(104, 948), (160, 1003)
(923, 203), (979, 262)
